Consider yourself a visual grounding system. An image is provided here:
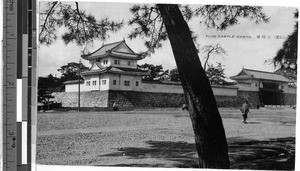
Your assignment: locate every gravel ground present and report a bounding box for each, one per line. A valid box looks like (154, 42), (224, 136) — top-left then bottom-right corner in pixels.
(36, 108), (296, 169)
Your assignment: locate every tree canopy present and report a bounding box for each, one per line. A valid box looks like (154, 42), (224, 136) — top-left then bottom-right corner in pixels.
(38, 74), (60, 90)
(168, 68), (180, 82)
(127, 4), (269, 56)
(272, 9), (298, 73)
(206, 63), (227, 85)
(138, 63), (169, 81)
(40, 2), (269, 55)
(58, 62), (89, 82)
(39, 1), (124, 53)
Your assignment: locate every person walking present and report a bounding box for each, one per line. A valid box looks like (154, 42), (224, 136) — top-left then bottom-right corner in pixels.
(113, 102), (118, 111)
(240, 100), (250, 124)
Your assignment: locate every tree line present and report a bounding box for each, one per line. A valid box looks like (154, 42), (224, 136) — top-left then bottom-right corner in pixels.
(38, 61), (231, 92)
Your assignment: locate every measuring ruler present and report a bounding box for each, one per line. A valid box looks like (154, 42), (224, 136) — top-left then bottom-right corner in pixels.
(2, 0), (37, 171)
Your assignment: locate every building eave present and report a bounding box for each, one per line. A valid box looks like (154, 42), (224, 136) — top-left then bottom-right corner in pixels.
(81, 69), (150, 76)
(81, 51), (140, 61)
(230, 77), (290, 83)
(63, 80), (84, 85)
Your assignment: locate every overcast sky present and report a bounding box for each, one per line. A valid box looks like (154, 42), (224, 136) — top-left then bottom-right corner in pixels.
(38, 1), (298, 79)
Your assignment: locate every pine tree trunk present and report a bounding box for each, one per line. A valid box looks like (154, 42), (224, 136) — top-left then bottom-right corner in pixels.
(157, 4), (230, 168)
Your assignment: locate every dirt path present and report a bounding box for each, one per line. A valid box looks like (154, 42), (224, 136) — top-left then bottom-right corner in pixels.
(36, 108), (296, 169)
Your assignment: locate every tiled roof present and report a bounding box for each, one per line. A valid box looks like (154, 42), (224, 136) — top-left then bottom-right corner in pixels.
(89, 41), (123, 56)
(230, 69), (290, 82)
(81, 66), (150, 76)
(81, 40), (139, 60)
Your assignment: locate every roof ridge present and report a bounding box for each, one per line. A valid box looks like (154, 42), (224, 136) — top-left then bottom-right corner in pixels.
(103, 40), (124, 47)
(243, 68), (281, 75)
(81, 40), (124, 58)
(110, 40), (137, 55)
(111, 51), (137, 55)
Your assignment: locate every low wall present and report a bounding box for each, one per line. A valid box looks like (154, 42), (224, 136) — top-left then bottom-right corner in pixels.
(283, 93), (297, 105)
(215, 95), (239, 107)
(237, 91), (260, 107)
(141, 81), (184, 94)
(52, 91), (185, 108)
(52, 90), (243, 108)
(56, 84), (295, 108)
(236, 91), (297, 107)
(108, 90), (186, 107)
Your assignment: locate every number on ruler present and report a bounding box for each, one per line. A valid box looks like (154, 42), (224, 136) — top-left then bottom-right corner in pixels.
(12, 137), (16, 148)
(7, 81), (14, 86)
(9, 0), (15, 11)
(8, 132), (14, 135)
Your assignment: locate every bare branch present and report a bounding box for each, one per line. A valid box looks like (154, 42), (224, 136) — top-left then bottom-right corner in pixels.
(202, 44), (227, 70)
(39, 1), (123, 48)
(39, 2), (58, 38)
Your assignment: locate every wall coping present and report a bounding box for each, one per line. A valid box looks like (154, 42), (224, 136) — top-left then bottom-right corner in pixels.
(142, 80), (239, 89)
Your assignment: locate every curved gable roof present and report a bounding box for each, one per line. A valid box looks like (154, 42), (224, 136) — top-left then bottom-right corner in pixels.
(230, 68), (290, 82)
(81, 40), (139, 60)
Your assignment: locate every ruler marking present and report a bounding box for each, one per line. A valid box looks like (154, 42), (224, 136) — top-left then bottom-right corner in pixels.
(29, 1), (36, 170)
(22, 79), (28, 121)
(17, 80), (22, 122)
(23, 35), (29, 77)
(4, 0), (18, 170)
(28, 0), (32, 9)
(3, 0), (36, 170)
(17, 0), (23, 79)
(22, 122), (28, 164)
(17, 123), (22, 165)
(28, 68), (32, 86)
(23, 0), (28, 34)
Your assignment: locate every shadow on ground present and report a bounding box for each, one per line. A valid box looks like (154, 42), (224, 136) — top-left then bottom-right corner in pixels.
(97, 137), (295, 170)
(229, 137), (295, 170)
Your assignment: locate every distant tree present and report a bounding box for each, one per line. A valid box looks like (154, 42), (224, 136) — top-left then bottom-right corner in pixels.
(58, 62), (89, 82)
(169, 68), (180, 82)
(38, 89), (55, 111)
(38, 74), (59, 111)
(275, 68), (297, 81)
(38, 74), (63, 91)
(138, 63), (169, 81)
(206, 63), (227, 85)
(201, 44), (226, 71)
(40, 2), (270, 168)
(272, 10), (298, 73)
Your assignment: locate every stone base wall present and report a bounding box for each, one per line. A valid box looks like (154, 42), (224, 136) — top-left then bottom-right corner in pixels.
(52, 91), (109, 107)
(283, 93), (296, 105)
(52, 91), (185, 108)
(108, 90), (186, 107)
(236, 91), (297, 107)
(53, 90), (242, 108)
(52, 90), (296, 108)
(237, 91), (260, 107)
(215, 96), (239, 107)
